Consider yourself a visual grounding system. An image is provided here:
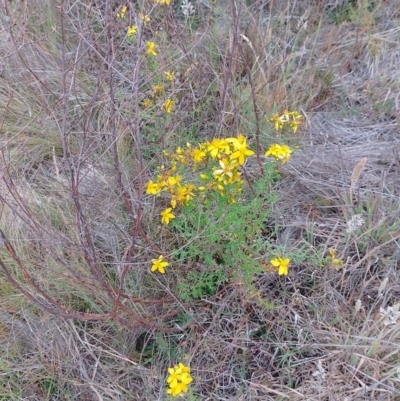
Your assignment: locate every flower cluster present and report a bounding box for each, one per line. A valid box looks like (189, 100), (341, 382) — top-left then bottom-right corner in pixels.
(265, 144), (292, 164)
(167, 363), (193, 397)
(146, 41), (157, 56)
(346, 214), (365, 234)
(268, 110), (303, 134)
(271, 257), (290, 276)
(146, 135), (255, 224)
(141, 69), (175, 114)
(181, 0), (195, 17)
(139, 13), (151, 26)
(124, 19), (174, 114)
(127, 25), (137, 38)
(328, 248), (343, 270)
(116, 5), (127, 19)
(164, 71), (175, 81)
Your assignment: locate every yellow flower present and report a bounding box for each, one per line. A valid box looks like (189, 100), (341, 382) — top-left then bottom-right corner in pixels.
(142, 99), (153, 108)
(167, 368), (181, 387)
(151, 255), (169, 274)
(289, 111), (302, 133)
(146, 180), (164, 195)
(268, 110), (303, 133)
(206, 138), (228, 159)
(282, 109), (290, 122)
(329, 248), (343, 270)
(172, 146), (187, 160)
(229, 136), (255, 165)
(175, 184), (195, 204)
(175, 363), (191, 374)
(170, 196), (177, 209)
(230, 169), (242, 183)
(180, 372), (193, 386)
(146, 41), (157, 56)
(213, 158), (234, 182)
(167, 175), (182, 188)
(227, 134), (245, 147)
(127, 25), (137, 37)
(268, 113), (286, 131)
(116, 5), (127, 18)
(155, 0), (172, 4)
(167, 383), (185, 397)
(139, 13), (150, 26)
(161, 208), (175, 224)
(164, 70), (175, 81)
(265, 144), (292, 164)
(192, 147), (206, 163)
(152, 84), (164, 96)
(163, 98), (174, 113)
(271, 257), (290, 276)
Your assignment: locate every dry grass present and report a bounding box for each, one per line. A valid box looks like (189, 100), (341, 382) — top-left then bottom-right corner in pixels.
(0, 0), (400, 400)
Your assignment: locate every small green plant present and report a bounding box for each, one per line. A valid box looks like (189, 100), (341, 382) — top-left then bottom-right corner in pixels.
(167, 163), (284, 300)
(349, 194), (400, 252)
(177, 269), (226, 301)
(328, 0), (377, 26)
(144, 124), (302, 298)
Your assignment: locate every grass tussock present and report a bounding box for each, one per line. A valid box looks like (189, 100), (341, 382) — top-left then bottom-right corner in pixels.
(0, 0), (400, 399)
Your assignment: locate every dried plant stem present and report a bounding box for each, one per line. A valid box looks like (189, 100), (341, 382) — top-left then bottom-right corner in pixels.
(349, 157), (367, 204)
